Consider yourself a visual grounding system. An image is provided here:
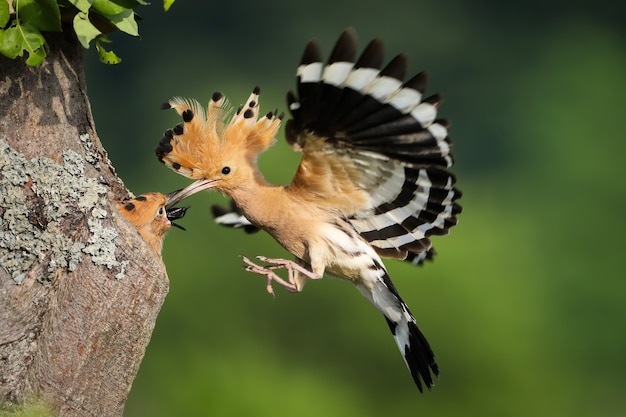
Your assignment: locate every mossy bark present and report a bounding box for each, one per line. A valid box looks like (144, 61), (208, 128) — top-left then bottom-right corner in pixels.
(0, 31), (169, 417)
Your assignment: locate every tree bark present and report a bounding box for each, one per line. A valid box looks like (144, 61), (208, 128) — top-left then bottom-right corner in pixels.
(0, 30), (169, 416)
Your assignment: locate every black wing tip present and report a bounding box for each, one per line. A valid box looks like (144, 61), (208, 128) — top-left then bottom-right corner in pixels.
(338, 27), (358, 45)
(405, 247), (437, 267)
(289, 30), (455, 175)
(301, 39), (323, 65)
(380, 53), (408, 81)
(424, 94), (442, 106)
(405, 71), (428, 94)
(211, 203), (261, 234)
(354, 38), (384, 69)
(301, 28), (357, 65)
(328, 29), (357, 63)
(211, 204), (228, 218)
(160, 102), (172, 110)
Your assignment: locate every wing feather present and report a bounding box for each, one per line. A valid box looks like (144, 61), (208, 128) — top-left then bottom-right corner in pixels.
(286, 29), (461, 262)
(206, 30), (460, 264)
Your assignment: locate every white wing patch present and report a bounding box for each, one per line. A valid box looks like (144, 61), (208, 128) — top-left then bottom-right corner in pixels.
(323, 62), (355, 86)
(297, 62), (324, 83)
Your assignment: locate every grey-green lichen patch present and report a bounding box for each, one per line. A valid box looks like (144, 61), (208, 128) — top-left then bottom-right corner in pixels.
(82, 217), (118, 269)
(79, 133), (102, 167)
(0, 140), (126, 284)
(115, 260), (130, 280)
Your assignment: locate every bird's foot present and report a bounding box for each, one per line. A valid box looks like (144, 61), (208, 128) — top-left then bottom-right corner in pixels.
(241, 256), (320, 296)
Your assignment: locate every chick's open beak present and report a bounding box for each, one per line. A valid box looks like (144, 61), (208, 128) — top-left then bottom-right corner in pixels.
(165, 206), (189, 230)
(164, 179), (219, 231)
(164, 190), (190, 231)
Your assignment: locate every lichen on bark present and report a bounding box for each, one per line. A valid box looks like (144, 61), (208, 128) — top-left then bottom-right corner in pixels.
(1, 31), (170, 417)
(0, 140), (126, 284)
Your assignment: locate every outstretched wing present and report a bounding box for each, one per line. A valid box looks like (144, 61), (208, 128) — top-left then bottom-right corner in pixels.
(285, 29), (462, 261)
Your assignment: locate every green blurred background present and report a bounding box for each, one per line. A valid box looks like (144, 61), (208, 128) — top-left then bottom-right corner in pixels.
(84, 1), (626, 416)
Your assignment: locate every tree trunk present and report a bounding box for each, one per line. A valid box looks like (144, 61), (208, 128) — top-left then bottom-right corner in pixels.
(0, 30), (169, 417)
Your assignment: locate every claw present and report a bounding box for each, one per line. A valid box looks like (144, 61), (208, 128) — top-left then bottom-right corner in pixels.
(255, 256), (321, 280)
(241, 255), (321, 295)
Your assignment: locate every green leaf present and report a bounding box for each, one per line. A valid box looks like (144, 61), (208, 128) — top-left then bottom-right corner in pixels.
(16, 0), (62, 32)
(20, 23), (46, 66)
(0, 26), (23, 59)
(0, 22), (47, 65)
(112, 0), (150, 8)
(89, 0), (151, 17)
(68, 0), (94, 13)
(96, 39), (121, 64)
(108, 9), (138, 36)
(0, 27), (19, 60)
(91, 0), (128, 16)
(0, 1), (10, 28)
(73, 12), (101, 48)
(163, 0), (175, 11)
(0, 27), (24, 59)
(25, 43), (46, 65)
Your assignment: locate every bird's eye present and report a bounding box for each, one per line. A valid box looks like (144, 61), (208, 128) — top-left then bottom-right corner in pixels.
(158, 207), (165, 216)
(221, 166), (231, 175)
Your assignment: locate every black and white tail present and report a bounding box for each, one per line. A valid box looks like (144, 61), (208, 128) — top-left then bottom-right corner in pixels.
(357, 264), (438, 391)
(384, 300), (439, 392)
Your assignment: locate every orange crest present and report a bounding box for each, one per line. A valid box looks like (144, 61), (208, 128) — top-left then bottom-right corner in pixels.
(156, 87), (282, 180)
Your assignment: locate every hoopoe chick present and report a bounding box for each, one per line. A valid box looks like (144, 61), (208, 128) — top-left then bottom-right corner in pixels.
(155, 29), (461, 392)
(117, 192), (189, 257)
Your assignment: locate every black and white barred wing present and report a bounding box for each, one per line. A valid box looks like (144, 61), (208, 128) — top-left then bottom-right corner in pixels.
(211, 199), (260, 234)
(286, 29), (462, 263)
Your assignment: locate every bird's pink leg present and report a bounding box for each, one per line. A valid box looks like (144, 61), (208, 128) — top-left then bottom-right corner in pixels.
(241, 256), (321, 296)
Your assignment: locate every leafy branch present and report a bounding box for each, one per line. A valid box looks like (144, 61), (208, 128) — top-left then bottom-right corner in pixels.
(0, 0), (175, 66)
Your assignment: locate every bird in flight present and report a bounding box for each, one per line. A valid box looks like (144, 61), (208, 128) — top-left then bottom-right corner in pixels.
(155, 29), (461, 391)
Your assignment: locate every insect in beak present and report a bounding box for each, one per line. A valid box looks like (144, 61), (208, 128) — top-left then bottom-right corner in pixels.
(164, 179), (219, 230)
(164, 205), (189, 231)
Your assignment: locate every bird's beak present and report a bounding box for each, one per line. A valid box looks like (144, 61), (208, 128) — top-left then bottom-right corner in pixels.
(163, 179), (219, 231)
(165, 179), (220, 207)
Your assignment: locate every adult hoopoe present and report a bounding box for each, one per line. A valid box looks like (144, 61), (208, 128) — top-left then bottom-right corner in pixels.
(117, 191), (189, 256)
(155, 29), (461, 391)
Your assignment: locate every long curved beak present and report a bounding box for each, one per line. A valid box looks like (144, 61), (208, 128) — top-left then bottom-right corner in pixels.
(163, 179), (219, 231)
(165, 179), (220, 208)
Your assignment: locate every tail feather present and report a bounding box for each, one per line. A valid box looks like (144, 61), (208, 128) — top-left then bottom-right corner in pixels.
(384, 306), (439, 392)
(357, 263), (439, 392)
